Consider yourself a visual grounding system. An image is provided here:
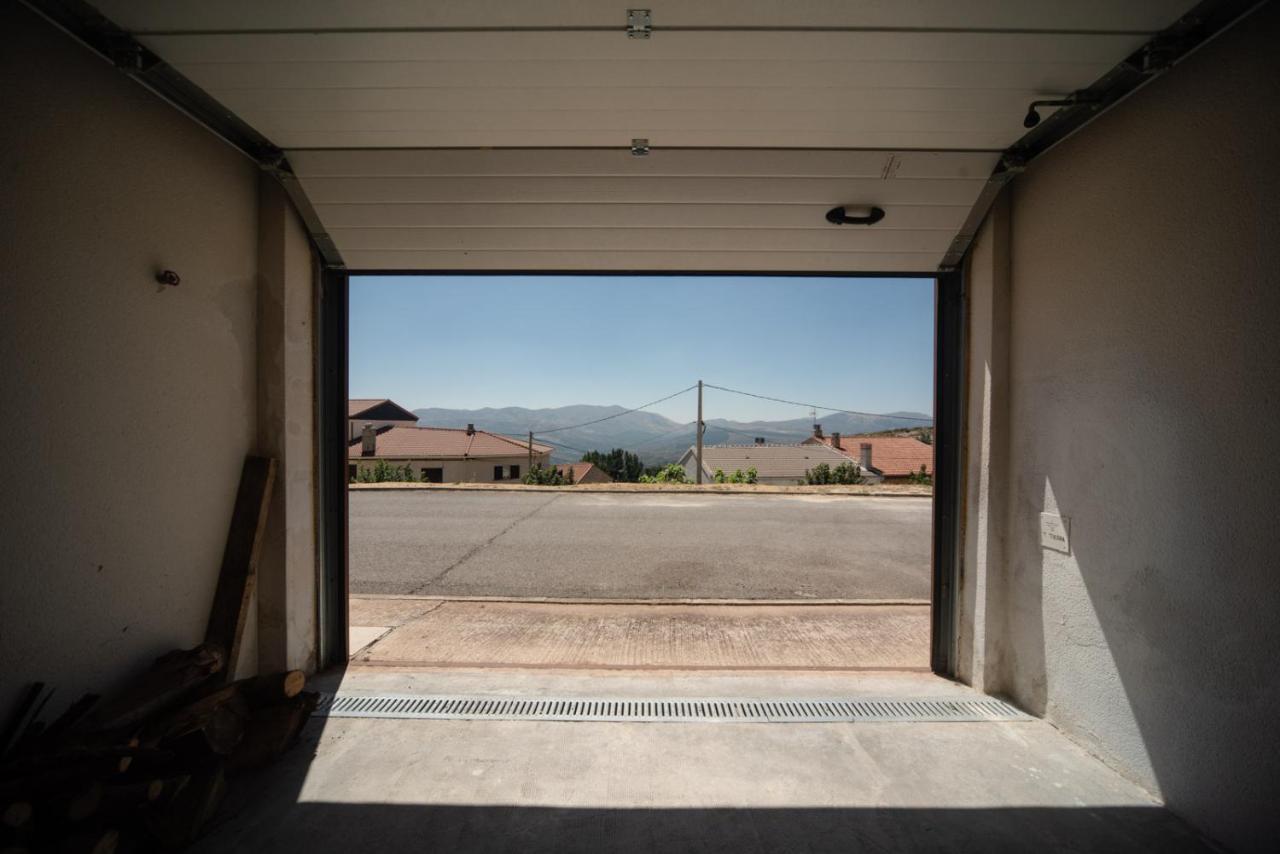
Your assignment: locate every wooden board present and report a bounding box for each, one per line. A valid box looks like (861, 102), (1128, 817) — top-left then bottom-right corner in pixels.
(204, 457), (277, 681)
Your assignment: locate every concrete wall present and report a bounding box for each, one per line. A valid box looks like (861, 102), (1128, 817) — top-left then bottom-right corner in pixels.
(0, 5), (317, 706)
(255, 178), (318, 674)
(959, 6), (1280, 851)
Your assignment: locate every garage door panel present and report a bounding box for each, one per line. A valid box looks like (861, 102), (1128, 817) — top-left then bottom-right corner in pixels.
(181, 59), (1118, 93)
(330, 227), (955, 254)
(290, 149), (998, 181)
(290, 148), (992, 270)
(93, 0), (1194, 33)
(144, 31), (1144, 65)
(340, 249), (944, 273)
(313, 203), (972, 231)
(300, 176), (988, 206)
(253, 109), (1038, 136)
(226, 86), (1073, 116)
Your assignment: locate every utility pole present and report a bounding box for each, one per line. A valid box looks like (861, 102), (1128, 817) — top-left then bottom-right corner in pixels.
(696, 379), (704, 484)
(528, 431), (534, 475)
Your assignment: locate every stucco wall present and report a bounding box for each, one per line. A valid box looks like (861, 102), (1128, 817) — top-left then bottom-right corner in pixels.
(0, 5), (262, 705)
(961, 6), (1280, 851)
(255, 178), (318, 674)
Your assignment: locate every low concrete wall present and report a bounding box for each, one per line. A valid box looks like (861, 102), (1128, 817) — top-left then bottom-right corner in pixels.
(350, 482), (931, 496)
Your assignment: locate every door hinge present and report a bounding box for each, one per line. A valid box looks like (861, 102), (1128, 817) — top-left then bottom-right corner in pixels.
(627, 9), (652, 39)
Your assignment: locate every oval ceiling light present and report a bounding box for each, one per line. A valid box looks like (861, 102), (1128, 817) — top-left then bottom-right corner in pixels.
(825, 206), (885, 225)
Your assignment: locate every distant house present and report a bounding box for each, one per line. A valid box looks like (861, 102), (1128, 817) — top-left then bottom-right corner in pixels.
(348, 398), (419, 441)
(802, 424), (933, 483)
(678, 441), (875, 485)
(350, 422), (552, 483)
(556, 462), (614, 485)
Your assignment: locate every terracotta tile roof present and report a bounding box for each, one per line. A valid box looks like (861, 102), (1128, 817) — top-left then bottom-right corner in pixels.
(348, 398), (388, 417)
(809, 435), (934, 477)
(348, 398), (418, 421)
(555, 462), (609, 484)
(350, 426), (552, 459)
(689, 443), (853, 480)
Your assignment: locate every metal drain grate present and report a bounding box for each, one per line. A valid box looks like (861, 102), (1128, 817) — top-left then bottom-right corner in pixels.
(313, 694), (1027, 723)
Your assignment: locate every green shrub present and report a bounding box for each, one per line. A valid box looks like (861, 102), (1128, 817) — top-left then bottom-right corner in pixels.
(523, 464), (568, 486)
(804, 461), (863, 485)
(907, 464), (932, 485)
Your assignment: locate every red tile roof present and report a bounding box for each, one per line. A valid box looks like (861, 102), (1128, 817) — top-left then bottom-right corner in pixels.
(350, 426), (552, 459)
(348, 398), (417, 421)
(555, 462), (611, 484)
(807, 435), (933, 477)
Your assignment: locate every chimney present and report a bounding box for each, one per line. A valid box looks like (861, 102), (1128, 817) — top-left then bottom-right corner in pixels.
(361, 423), (377, 456)
(465, 423), (475, 436)
(754, 437), (765, 445)
(832, 432), (841, 450)
(813, 423), (824, 439)
(859, 442), (873, 469)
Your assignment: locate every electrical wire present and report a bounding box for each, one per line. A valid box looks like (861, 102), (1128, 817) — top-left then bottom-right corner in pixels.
(532, 436), (590, 455)
(532, 384), (697, 435)
(703, 383), (934, 423)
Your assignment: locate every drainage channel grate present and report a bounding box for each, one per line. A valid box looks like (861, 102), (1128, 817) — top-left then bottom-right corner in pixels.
(313, 694), (1028, 723)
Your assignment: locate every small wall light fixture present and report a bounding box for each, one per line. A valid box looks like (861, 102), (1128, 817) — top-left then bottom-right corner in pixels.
(825, 205), (885, 226)
(155, 269), (180, 287)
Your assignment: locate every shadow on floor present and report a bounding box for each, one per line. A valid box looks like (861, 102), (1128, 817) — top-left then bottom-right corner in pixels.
(200, 801), (1215, 853)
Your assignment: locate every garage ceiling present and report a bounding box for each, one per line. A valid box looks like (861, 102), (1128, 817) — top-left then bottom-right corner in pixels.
(84, 0), (1200, 271)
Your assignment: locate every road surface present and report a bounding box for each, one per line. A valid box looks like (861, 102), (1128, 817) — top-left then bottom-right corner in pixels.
(349, 490), (931, 600)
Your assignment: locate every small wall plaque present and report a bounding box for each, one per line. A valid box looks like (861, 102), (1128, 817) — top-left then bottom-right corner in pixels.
(1040, 513), (1071, 554)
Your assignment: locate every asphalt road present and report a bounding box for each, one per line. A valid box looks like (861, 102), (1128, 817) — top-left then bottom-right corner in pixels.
(349, 491), (931, 600)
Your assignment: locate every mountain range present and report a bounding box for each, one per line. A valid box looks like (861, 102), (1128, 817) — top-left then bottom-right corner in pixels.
(412, 405), (933, 464)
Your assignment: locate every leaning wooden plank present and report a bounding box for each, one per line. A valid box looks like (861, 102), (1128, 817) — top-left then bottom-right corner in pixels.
(204, 457), (277, 682)
(0, 684), (45, 762)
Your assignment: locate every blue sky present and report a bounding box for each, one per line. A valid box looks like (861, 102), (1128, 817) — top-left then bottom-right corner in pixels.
(350, 275), (934, 423)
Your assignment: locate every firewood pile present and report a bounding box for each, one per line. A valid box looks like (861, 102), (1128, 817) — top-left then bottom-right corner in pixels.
(1, 455), (310, 852)
(0, 647), (317, 852)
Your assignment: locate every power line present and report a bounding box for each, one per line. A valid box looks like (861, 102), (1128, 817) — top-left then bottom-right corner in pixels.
(534, 436), (590, 455)
(703, 383), (934, 424)
(629, 422), (699, 449)
(533, 384), (697, 436)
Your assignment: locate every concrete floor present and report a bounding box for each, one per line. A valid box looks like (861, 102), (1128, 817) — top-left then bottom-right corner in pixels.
(350, 597), (929, 670)
(350, 491), (931, 600)
(195, 670), (1214, 853)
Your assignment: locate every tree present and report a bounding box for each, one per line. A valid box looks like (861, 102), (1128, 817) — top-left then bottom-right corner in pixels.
(907, 464), (932, 485)
(580, 448), (645, 482)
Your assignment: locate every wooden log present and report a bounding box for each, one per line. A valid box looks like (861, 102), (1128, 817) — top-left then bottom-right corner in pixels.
(38, 695), (100, 753)
(227, 692), (318, 774)
(55, 828), (118, 854)
(84, 644), (226, 733)
(64, 782), (102, 823)
(237, 672), (305, 707)
(204, 457), (277, 682)
(1, 802), (31, 829)
(145, 762), (225, 846)
(0, 685), (45, 762)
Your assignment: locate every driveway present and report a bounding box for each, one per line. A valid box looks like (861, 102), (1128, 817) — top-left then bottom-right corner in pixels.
(349, 491), (931, 600)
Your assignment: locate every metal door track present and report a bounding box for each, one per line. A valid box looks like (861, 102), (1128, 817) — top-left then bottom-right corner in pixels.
(314, 694), (1027, 723)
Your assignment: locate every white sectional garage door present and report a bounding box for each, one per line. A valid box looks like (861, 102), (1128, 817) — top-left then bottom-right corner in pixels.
(89, 0), (1198, 271)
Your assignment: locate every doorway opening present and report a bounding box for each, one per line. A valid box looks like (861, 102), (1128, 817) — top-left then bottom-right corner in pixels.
(326, 272), (955, 675)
